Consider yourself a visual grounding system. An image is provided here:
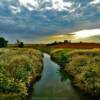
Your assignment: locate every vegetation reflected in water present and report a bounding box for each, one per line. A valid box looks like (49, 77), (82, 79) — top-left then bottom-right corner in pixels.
(57, 68), (69, 82)
(26, 54), (92, 100)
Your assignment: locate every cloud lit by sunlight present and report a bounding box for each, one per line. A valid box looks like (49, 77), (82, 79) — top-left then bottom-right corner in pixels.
(37, 29), (100, 43)
(74, 29), (100, 39)
(38, 34), (75, 43)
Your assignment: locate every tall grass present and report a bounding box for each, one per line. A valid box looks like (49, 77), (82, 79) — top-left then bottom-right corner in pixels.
(51, 49), (100, 96)
(0, 48), (43, 99)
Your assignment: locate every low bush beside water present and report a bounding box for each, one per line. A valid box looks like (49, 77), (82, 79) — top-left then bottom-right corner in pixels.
(51, 49), (100, 96)
(50, 49), (72, 65)
(0, 48), (43, 99)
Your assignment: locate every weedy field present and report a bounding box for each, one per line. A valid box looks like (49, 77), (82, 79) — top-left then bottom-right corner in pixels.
(0, 48), (43, 99)
(51, 49), (100, 97)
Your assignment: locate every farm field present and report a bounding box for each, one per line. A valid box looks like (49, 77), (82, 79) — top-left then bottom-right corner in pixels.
(47, 43), (100, 49)
(0, 48), (43, 99)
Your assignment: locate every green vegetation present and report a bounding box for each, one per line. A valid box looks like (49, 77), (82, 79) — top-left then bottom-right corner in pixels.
(16, 40), (24, 48)
(50, 48), (73, 65)
(51, 49), (100, 96)
(0, 48), (43, 99)
(0, 37), (8, 48)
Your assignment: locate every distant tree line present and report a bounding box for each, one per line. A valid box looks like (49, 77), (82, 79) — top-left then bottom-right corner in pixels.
(47, 40), (71, 46)
(0, 37), (24, 48)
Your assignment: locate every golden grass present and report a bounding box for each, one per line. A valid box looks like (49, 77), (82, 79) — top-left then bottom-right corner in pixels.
(51, 48), (100, 96)
(0, 48), (43, 99)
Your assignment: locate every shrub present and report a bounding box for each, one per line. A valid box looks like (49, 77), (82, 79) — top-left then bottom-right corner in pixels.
(18, 42), (24, 48)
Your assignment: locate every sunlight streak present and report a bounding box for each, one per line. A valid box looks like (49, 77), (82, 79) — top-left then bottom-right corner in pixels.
(74, 29), (100, 38)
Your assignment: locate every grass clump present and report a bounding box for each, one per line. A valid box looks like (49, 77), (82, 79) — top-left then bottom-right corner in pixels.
(0, 48), (43, 99)
(51, 49), (72, 65)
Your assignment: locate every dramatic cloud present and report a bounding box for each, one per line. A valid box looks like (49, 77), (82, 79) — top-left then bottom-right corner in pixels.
(18, 0), (39, 11)
(18, 0), (73, 11)
(39, 29), (100, 43)
(0, 0), (100, 43)
(90, 0), (100, 4)
(74, 29), (100, 38)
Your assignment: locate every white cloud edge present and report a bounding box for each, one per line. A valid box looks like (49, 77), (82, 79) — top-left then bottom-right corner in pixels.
(90, 0), (100, 4)
(7, 0), (100, 15)
(10, 5), (21, 14)
(74, 29), (100, 38)
(18, 0), (73, 11)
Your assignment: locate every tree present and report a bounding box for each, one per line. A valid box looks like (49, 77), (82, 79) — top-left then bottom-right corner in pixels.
(64, 40), (71, 44)
(16, 40), (20, 45)
(0, 37), (8, 48)
(64, 40), (69, 43)
(16, 40), (24, 48)
(18, 42), (24, 48)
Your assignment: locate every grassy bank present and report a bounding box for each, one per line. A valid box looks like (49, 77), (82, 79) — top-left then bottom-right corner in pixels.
(51, 49), (100, 97)
(0, 48), (43, 99)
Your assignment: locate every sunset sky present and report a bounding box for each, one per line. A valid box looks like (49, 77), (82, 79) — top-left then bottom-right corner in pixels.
(0, 0), (100, 43)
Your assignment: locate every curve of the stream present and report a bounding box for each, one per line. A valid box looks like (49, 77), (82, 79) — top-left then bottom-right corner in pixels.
(27, 53), (92, 100)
